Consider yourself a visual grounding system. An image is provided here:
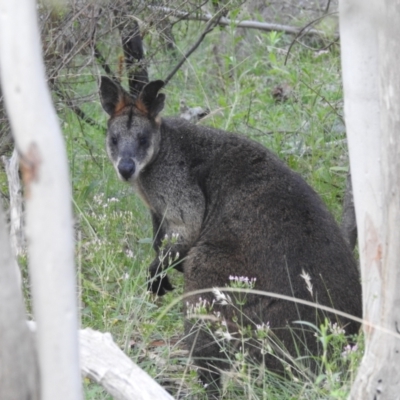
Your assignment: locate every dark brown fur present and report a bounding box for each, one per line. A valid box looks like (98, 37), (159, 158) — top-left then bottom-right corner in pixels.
(99, 77), (361, 398)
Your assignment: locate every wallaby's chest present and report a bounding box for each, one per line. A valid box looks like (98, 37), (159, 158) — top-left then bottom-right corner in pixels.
(132, 179), (152, 210)
(136, 162), (187, 220)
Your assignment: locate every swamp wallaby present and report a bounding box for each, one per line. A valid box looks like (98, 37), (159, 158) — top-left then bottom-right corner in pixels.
(99, 76), (361, 397)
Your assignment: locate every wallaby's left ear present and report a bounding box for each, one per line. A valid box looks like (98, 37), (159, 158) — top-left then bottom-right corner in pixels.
(99, 76), (133, 116)
(136, 80), (165, 119)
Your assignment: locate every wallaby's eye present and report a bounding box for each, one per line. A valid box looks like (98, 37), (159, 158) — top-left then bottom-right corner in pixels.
(111, 135), (118, 146)
(138, 136), (148, 147)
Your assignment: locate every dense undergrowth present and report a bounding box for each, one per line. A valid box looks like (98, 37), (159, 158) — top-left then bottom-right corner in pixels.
(0, 6), (362, 399)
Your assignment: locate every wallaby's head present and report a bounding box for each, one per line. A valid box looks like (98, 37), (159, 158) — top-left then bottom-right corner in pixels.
(99, 76), (165, 182)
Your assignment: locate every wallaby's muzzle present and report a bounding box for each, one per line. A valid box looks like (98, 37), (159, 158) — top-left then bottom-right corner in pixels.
(118, 158), (135, 180)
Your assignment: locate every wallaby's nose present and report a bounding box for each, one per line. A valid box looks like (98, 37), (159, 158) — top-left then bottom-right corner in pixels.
(118, 159), (135, 180)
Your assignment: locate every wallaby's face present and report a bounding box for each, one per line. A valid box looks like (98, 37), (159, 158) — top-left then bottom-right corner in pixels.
(105, 110), (158, 182)
(99, 77), (165, 182)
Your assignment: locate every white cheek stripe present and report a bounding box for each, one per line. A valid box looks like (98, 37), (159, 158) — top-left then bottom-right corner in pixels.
(109, 140), (155, 182)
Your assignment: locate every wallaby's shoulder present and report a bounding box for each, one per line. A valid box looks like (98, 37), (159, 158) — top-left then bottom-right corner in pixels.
(161, 116), (262, 146)
(159, 116), (280, 166)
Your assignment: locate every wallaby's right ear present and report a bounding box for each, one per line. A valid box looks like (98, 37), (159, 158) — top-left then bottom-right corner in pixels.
(99, 76), (133, 116)
(136, 80), (165, 119)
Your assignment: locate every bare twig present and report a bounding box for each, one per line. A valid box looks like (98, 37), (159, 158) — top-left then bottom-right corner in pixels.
(163, 12), (223, 86)
(299, 79), (344, 124)
(284, 12), (338, 65)
(169, 0), (209, 27)
(247, 128), (300, 137)
(52, 85), (103, 169)
(94, 45), (115, 78)
(324, 0), (332, 14)
(53, 85), (103, 130)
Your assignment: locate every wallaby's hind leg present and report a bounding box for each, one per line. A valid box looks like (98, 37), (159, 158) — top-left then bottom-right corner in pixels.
(183, 242), (247, 398)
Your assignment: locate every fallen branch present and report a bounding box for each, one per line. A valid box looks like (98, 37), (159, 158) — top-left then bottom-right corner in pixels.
(80, 328), (174, 400)
(148, 5), (325, 37)
(28, 323), (174, 400)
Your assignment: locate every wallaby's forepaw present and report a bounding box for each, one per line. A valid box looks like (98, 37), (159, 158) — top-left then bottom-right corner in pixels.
(148, 274), (174, 295)
(148, 263), (174, 296)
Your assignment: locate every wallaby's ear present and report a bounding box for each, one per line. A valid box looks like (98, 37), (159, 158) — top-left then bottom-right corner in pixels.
(99, 76), (133, 116)
(136, 80), (165, 119)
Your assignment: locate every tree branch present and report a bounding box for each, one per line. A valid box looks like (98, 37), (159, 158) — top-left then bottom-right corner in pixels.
(148, 5), (325, 37)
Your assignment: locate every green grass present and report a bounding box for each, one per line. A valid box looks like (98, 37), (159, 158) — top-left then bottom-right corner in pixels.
(0, 7), (362, 400)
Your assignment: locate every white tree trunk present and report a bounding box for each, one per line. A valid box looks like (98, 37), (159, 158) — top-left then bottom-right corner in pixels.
(0, 1), (82, 399)
(340, 0), (400, 398)
(0, 199), (39, 400)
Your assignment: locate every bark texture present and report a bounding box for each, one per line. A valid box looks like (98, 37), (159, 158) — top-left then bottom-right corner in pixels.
(340, 171), (357, 252)
(2, 148), (25, 257)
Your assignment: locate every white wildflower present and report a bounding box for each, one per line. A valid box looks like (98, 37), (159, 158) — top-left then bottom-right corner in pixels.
(341, 344), (358, 358)
(212, 288), (232, 305)
(229, 275), (257, 287)
(213, 311), (221, 319)
(300, 269), (313, 297)
(186, 297), (210, 316)
(329, 321), (346, 335)
(216, 328), (233, 341)
(256, 322), (270, 332)
(125, 249), (134, 258)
